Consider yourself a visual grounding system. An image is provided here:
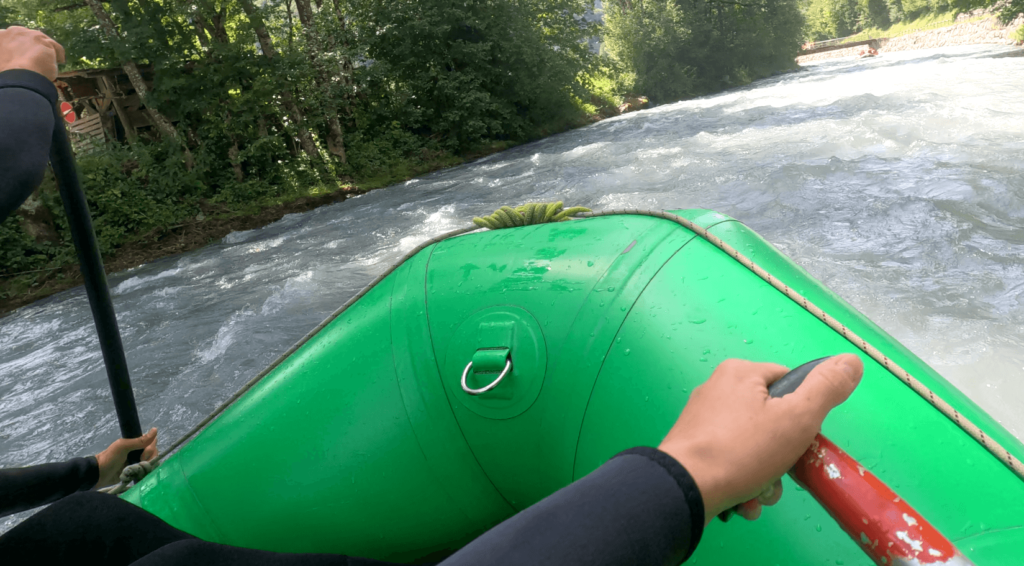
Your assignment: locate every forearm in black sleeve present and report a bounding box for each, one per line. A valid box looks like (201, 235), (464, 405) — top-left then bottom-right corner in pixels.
(440, 447), (706, 566)
(0, 69), (58, 224)
(0, 456), (99, 518)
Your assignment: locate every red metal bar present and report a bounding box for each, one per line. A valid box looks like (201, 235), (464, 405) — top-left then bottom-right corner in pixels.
(790, 434), (974, 566)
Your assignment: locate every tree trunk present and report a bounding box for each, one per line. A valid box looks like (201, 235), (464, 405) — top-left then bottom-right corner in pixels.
(294, 0), (346, 163)
(272, 114), (299, 157)
(192, 13), (212, 49)
(330, 0), (355, 106)
(286, 0), (295, 50)
(83, 0), (180, 144)
(97, 76), (138, 143)
(238, 0), (322, 161)
(208, 7), (230, 44)
(192, 2), (246, 182)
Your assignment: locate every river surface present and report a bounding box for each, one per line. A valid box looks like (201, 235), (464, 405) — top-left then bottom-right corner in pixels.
(2, 45), (1024, 532)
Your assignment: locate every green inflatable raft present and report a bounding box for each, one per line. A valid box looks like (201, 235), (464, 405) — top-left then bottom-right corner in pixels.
(122, 209), (1024, 565)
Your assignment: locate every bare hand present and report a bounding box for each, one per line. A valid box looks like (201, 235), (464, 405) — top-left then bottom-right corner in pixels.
(0, 26), (66, 81)
(94, 428), (158, 488)
(658, 355), (863, 523)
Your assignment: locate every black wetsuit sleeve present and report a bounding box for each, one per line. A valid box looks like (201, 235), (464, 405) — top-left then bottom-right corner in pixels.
(0, 448), (703, 566)
(0, 456), (99, 518)
(439, 446), (706, 566)
(0, 68), (57, 224)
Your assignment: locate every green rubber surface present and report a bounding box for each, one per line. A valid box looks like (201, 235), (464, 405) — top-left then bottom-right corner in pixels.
(125, 210), (1024, 564)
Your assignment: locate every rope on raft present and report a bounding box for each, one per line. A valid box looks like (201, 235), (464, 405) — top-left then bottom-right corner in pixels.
(99, 460), (156, 495)
(106, 205), (1024, 491)
(472, 202), (590, 229)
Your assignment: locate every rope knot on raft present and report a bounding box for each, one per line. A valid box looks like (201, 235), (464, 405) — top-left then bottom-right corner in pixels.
(99, 460), (159, 495)
(473, 202), (590, 230)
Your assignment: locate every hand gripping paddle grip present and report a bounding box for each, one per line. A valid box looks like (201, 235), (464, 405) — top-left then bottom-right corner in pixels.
(719, 357), (974, 566)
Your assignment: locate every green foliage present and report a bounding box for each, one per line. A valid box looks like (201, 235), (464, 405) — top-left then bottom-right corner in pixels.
(605, 0), (804, 104)
(951, 0), (1024, 24)
(860, 0), (892, 28)
(0, 3), (18, 27)
(802, 0), (1021, 39)
(2, 0), (837, 287)
(351, 0), (596, 151)
(76, 142), (203, 248)
(885, 0), (906, 23)
(604, 0), (697, 102)
(803, 0), (859, 39)
(0, 216), (56, 277)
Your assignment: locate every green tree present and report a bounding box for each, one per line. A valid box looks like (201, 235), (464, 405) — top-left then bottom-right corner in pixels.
(803, 0), (859, 39)
(605, 0), (804, 103)
(350, 0), (596, 150)
(860, 0), (891, 27)
(604, 0), (698, 102)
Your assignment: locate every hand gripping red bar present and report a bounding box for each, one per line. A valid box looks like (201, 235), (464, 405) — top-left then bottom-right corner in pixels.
(746, 358), (976, 566)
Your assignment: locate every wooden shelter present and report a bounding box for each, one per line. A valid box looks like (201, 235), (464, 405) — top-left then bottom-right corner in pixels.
(54, 64), (169, 150)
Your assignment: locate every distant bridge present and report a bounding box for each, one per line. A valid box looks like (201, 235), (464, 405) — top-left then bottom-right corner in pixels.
(799, 38), (885, 56)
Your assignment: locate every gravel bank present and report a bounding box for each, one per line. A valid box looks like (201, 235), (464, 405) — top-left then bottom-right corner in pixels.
(797, 13), (1023, 64)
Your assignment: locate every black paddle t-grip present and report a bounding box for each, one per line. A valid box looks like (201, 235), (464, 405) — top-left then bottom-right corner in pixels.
(767, 357), (832, 399)
(717, 356), (834, 522)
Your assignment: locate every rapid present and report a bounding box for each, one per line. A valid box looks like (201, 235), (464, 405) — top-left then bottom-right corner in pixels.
(2, 44), (1023, 531)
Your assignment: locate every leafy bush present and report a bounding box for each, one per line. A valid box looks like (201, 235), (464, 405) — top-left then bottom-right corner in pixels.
(604, 0), (698, 102)
(351, 0), (596, 151)
(804, 0), (860, 39)
(605, 0), (804, 104)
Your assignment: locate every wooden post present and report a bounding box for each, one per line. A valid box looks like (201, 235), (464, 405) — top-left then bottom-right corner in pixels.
(98, 76), (138, 143)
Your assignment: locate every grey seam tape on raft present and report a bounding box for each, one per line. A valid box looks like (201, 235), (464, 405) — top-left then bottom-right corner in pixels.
(143, 208), (1023, 490)
(578, 209), (1024, 484)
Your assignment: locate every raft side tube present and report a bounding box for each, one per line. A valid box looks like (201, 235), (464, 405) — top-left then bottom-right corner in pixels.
(425, 215), (698, 508)
(575, 215), (1024, 565)
(130, 261), (507, 562)
(125, 209), (1024, 565)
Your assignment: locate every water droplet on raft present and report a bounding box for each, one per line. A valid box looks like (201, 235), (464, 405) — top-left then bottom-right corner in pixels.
(699, 357), (708, 362)
(689, 318), (706, 324)
(702, 348), (711, 354)
(607, 286), (615, 292)
(615, 337), (621, 343)
(744, 338), (754, 344)
(624, 349), (631, 356)
(621, 306), (627, 311)
(836, 560), (844, 565)
(816, 525), (822, 532)
(587, 261), (594, 267)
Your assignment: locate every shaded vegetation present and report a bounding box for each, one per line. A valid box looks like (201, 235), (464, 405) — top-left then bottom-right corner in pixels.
(801, 0), (1022, 41)
(602, 0), (804, 103)
(0, 0), (601, 297)
(1, 0), (860, 308)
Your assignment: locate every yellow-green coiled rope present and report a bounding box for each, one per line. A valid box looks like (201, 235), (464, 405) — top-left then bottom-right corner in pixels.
(473, 202), (591, 230)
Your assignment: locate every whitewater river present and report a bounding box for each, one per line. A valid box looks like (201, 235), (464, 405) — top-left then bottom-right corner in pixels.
(2, 45), (1023, 532)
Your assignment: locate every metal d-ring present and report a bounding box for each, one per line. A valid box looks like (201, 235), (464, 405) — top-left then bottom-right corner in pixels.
(461, 357), (512, 395)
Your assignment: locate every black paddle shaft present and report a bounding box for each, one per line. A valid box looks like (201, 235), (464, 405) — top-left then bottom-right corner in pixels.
(49, 105), (143, 463)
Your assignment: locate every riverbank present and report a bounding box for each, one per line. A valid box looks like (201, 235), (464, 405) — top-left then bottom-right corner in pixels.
(0, 99), (652, 316)
(796, 12), (1023, 64)
(0, 141), (516, 315)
